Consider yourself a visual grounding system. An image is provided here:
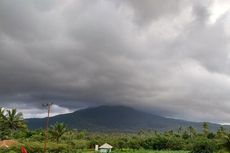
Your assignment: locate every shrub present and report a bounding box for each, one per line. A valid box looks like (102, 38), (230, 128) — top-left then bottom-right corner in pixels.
(0, 150), (17, 153)
(69, 139), (89, 149)
(190, 139), (216, 153)
(141, 136), (168, 150)
(128, 139), (141, 150)
(207, 133), (215, 139)
(167, 136), (184, 150)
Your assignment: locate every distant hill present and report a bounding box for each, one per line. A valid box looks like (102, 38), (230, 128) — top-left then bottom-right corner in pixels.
(26, 105), (227, 132)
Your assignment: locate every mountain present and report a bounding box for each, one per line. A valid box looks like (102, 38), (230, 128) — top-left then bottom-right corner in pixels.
(26, 105), (225, 132)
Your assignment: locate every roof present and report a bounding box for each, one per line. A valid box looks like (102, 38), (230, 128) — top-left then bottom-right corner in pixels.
(99, 143), (113, 149)
(0, 140), (17, 148)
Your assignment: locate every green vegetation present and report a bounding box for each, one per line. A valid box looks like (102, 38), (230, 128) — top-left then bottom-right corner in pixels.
(0, 108), (230, 153)
(110, 151), (186, 153)
(0, 108), (27, 140)
(50, 122), (68, 143)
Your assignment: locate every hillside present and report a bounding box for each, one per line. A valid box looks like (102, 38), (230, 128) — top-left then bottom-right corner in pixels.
(26, 105), (224, 132)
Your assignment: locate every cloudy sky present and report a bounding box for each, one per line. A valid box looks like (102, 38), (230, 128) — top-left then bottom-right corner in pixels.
(0, 0), (230, 123)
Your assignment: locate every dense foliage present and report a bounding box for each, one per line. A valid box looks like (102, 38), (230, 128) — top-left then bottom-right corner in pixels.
(0, 108), (27, 140)
(0, 108), (230, 153)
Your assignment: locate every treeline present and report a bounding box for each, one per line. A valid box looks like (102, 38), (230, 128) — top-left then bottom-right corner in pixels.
(1, 108), (230, 153)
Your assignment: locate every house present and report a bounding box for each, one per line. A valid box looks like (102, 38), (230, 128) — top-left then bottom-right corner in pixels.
(99, 143), (113, 153)
(0, 140), (17, 148)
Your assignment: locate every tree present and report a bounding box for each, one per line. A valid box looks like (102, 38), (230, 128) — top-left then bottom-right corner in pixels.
(203, 122), (209, 137)
(0, 107), (4, 116)
(0, 108), (8, 140)
(177, 126), (183, 135)
(0, 108), (26, 139)
(5, 108), (27, 131)
(50, 122), (68, 143)
(222, 134), (230, 152)
(0, 107), (5, 124)
(188, 126), (196, 138)
(182, 131), (190, 140)
(217, 126), (226, 139)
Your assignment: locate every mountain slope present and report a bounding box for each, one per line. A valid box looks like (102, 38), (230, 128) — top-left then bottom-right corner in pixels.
(26, 105), (223, 131)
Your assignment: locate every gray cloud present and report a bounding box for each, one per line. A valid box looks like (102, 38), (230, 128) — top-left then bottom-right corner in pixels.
(0, 0), (230, 122)
(117, 0), (189, 25)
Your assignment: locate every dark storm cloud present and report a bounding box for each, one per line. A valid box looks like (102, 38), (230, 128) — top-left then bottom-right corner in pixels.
(0, 0), (230, 122)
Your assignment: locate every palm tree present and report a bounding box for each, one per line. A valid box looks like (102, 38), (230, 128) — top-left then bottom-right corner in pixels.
(0, 108), (7, 140)
(0, 107), (5, 122)
(49, 122), (68, 143)
(0, 108), (26, 139)
(5, 108), (27, 131)
(0, 107), (4, 115)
